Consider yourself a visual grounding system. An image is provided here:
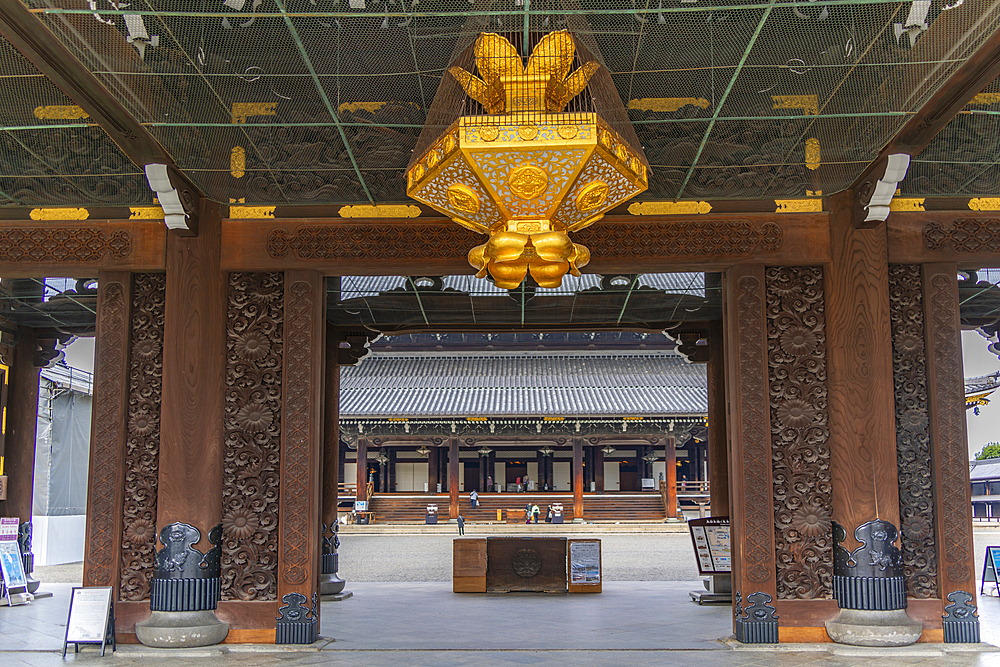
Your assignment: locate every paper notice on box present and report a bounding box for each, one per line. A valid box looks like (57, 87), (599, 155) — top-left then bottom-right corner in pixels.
(570, 541), (601, 584)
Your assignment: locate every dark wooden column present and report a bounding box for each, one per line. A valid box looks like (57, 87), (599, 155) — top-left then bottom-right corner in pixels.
(83, 274), (131, 594)
(827, 192), (901, 545)
(0, 327), (39, 524)
(276, 269), (324, 641)
(923, 263), (979, 637)
(323, 322), (340, 534)
(158, 203), (226, 550)
(724, 264), (778, 642)
(388, 447), (396, 493)
(708, 319), (729, 516)
(665, 435), (677, 520)
(448, 437), (459, 520)
(572, 437), (583, 521)
(594, 446), (604, 493)
(356, 437), (368, 503)
(427, 444), (438, 493)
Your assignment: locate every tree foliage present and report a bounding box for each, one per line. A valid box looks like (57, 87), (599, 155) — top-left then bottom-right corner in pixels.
(976, 442), (1000, 460)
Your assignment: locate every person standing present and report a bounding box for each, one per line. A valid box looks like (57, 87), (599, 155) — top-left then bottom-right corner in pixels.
(457, 514), (465, 536)
(486, 475), (493, 493)
(531, 503), (541, 524)
(470, 489), (479, 509)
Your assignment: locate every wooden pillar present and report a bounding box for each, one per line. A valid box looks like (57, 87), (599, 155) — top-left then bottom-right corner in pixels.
(665, 435), (677, 519)
(323, 322), (340, 533)
(356, 437), (368, 503)
(83, 274), (131, 595)
(826, 192), (900, 546)
(388, 447), (396, 493)
(923, 263), (979, 636)
(724, 263), (778, 641)
(448, 437), (459, 520)
(0, 327), (39, 524)
(275, 269), (324, 641)
(572, 437), (583, 520)
(594, 446), (604, 493)
(708, 318), (730, 516)
(427, 444), (438, 493)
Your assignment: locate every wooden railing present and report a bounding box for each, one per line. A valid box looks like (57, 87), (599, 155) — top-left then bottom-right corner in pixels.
(338, 483), (357, 496)
(677, 480), (710, 495)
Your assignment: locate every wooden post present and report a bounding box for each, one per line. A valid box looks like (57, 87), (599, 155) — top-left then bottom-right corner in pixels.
(0, 327), (40, 525)
(323, 322), (340, 533)
(449, 437), (459, 520)
(708, 318), (730, 516)
(573, 437), (583, 521)
(427, 443), (438, 493)
(665, 435), (677, 519)
(356, 437), (368, 503)
(594, 446), (604, 493)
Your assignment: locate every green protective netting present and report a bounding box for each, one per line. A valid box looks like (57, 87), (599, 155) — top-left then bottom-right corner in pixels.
(12, 0), (1000, 206)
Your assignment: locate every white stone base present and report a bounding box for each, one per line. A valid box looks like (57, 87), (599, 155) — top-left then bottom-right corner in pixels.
(825, 608), (922, 647)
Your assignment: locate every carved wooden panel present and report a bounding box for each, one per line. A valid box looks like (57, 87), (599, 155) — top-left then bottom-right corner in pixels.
(735, 274), (775, 585)
(222, 273), (283, 601)
(119, 273), (166, 601)
(888, 264), (938, 599)
(925, 268), (974, 589)
(923, 219), (1000, 254)
(575, 220), (782, 258)
(765, 266), (831, 600)
(268, 224), (480, 261)
(0, 227), (131, 262)
(83, 276), (129, 588)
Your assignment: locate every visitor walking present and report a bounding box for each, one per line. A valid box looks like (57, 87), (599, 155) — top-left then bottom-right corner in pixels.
(457, 514), (465, 535)
(470, 489), (479, 509)
(486, 475), (493, 493)
(531, 503), (540, 524)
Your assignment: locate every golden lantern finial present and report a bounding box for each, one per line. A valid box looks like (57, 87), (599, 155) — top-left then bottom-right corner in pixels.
(408, 31), (648, 289)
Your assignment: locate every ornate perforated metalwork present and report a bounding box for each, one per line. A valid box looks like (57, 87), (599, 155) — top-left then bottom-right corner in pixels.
(280, 280), (315, 587)
(0, 227), (131, 262)
(735, 275), (773, 584)
(765, 266), (831, 600)
(888, 264), (937, 599)
(222, 272), (283, 601)
(923, 219), (1000, 253)
(120, 273), (165, 601)
(929, 273), (974, 585)
(84, 280), (127, 588)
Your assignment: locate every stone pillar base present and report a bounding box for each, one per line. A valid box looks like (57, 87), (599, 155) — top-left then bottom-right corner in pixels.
(319, 572), (346, 596)
(825, 609), (922, 647)
(135, 610), (229, 648)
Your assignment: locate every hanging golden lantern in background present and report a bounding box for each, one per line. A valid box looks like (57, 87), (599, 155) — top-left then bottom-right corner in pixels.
(406, 31), (648, 289)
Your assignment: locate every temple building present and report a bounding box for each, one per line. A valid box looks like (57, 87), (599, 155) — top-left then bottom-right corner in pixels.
(1, 0), (1000, 651)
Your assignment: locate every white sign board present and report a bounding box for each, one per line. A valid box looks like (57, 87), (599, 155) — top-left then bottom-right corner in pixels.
(569, 540), (601, 584)
(63, 586), (115, 656)
(0, 517), (28, 606)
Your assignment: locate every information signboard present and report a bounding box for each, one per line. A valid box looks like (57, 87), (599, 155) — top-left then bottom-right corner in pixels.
(0, 516), (29, 606)
(687, 516), (731, 576)
(63, 586), (115, 657)
(981, 546), (1000, 597)
(567, 539), (601, 593)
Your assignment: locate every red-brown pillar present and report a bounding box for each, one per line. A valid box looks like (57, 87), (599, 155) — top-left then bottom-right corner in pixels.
(0, 327), (39, 525)
(356, 437), (368, 503)
(320, 321), (345, 595)
(665, 435), (677, 520)
(448, 437), (459, 520)
(427, 443), (438, 493)
(707, 318), (730, 516)
(572, 437), (583, 521)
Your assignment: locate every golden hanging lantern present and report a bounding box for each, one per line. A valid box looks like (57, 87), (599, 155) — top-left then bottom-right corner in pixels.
(406, 31), (648, 289)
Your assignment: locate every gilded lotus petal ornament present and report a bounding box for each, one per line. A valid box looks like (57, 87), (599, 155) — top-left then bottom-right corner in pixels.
(469, 230), (590, 289)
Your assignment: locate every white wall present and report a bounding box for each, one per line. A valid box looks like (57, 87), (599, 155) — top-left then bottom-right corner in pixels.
(527, 462), (538, 489)
(345, 463), (357, 489)
(553, 461), (571, 491)
(459, 462), (465, 491)
(494, 462), (505, 491)
(394, 462), (429, 492)
(604, 462), (620, 491)
(32, 515), (87, 566)
(652, 461), (666, 483)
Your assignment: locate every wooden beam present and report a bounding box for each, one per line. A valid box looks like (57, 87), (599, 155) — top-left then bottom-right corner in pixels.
(888, 212), (1000, 265)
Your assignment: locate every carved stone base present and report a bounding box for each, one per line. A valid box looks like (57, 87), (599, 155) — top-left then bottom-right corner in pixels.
(824, 609), (922, 647)
(319, 572), (346, 596)
(135, 610), (229, 648)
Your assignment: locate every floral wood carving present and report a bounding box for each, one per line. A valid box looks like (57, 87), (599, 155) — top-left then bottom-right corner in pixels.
(929, 272), (974, 585)
(266, 220), (782, 262)
(280, 280), (315, 586)
(923, 219), (1000, 254)
(888, 264), (938, 599)
(735, 274), (774, 584)
(222, 272), (284, 601)
(0, 227), (131, 262)
(765, 266), (831, 600)
(119, 273), (166, 601)
(84, 280), (127, 588)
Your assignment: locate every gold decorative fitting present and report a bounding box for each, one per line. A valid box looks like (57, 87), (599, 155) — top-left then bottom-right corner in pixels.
(970, 93), (1000, 106)
(627, 201), (712, 215)
(33, 105), (89, 120)
(29, 208), (89, 220)
(774, 199), (822, 213)
(805, 138), (821, 171)
(231, 146), (246, 178)
(338, 204), (421, 218)
(890, 198), (925, 212)
(447, 184), (481, 215)
(409, 30), (648, 288)
(626, 97), (710, 112)
(576, 182), (610, 212)
(508, 165), (549, 200)
(969, 197), (1000, 211)
(771, 94), (819, 115)
(230, 206), (276, 219)
(231, 102), (278, 124)
(129, 206), (164, 220)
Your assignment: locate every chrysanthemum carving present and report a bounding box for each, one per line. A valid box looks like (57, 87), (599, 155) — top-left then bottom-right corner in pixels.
(234, 332), (271, 361)
(124, 518), (156, 545)
(133, 338), (161, 360)
(222, 508), (260, 539)
(235, 403), (274, 433)
(779, 326), (818, 356)
(894, 333), (922, 354)
(776, 399), (818, 428)
(789, 508), (831, 538)
(129, 412), (156, 436)
(898, 408), (928, 431)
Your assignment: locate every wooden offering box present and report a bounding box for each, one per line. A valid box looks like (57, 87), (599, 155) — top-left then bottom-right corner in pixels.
(453, 537), (601, 594)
